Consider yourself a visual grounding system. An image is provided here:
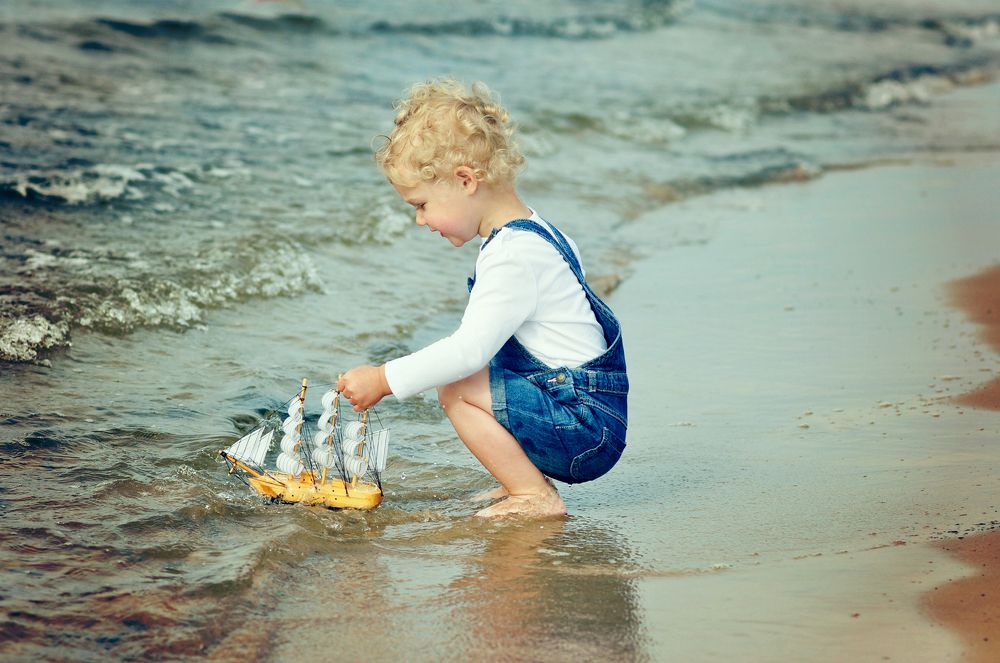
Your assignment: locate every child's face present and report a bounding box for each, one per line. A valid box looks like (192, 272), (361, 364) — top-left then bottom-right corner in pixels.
(393, 171), (481, 247)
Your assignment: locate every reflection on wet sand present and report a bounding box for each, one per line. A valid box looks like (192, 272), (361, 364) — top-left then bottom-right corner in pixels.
(449, 519), (647, 662)
(170, 514), (649, 661)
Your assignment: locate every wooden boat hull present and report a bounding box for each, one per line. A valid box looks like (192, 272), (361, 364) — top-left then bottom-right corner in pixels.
(247, 471), (383, 510)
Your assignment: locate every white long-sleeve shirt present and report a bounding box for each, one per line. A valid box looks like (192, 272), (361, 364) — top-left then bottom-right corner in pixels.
(384, 211), (607, 400)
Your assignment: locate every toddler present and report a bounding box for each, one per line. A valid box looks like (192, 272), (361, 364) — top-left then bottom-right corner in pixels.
(337, 79), (628, 517)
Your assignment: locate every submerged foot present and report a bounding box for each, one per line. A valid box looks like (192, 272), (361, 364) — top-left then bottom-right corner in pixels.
(471, 485), (509, 502)
(474, 486), (566, 518)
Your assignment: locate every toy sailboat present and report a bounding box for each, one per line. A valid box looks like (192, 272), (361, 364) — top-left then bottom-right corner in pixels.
(219, 379), (389, 510)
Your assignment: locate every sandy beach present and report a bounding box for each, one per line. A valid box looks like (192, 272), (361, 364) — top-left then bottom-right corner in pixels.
(609, 147), (1000, 660)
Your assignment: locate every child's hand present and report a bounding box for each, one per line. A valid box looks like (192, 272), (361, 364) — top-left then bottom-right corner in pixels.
(336, 365), (391, 411)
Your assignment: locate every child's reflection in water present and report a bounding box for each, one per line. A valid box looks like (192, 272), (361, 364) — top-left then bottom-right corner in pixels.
(450, 520), (645, 659)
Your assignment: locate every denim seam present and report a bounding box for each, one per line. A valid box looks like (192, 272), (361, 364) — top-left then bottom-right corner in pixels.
(569, 428), (610, 482)
(579, 395), (628, 429)
(489, 359), (510, 430)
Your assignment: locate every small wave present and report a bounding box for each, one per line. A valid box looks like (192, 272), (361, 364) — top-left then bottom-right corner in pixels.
(93, 17), (234, 45)
(77, 39), (116, 52)
(4, 11), (336, 57)
(277, 196), (413, 247)
(527, 107), (692, 145)
(216, 12), (330, 35)
(87, 12), (337, 45)
(528, 57), (993, 147)
(0, 236), (321, 363)
(72, 239), (321, 332)
(2, 1), (690, 47)
(766, 60), (997, 115)
(606, 111), (688, 144)
(0, 315), (69, 362)
(2, 429), (72, 455)
(0, 164), (148, 205)
(351, 200), (411, 244)
(637, 149), (822, 211)
(504, 57), (997, 147)
(923, 15), (1000, 48)
(701, 2), (902, 33)
(702, 2), (1000, 47)
(369, 1), (688, 40)
(670, 101), (760, 132)
(662, 61), (998, 135)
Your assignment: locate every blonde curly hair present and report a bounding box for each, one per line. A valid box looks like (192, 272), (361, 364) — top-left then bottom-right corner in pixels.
(374, 79), (525, 187)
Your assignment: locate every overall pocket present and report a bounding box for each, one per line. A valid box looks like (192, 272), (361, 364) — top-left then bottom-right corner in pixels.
(536, 369), (596, 429)
(568, 426), (626, 483)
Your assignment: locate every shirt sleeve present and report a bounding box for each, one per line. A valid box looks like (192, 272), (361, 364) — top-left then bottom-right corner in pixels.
(384, 240), (538, 400)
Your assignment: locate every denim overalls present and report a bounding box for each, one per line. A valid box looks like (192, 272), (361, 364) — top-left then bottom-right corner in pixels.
(469, 219), (629, 484)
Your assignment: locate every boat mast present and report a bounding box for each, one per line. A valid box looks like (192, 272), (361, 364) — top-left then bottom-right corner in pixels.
(319, 389), (339, 485)
(350, 409), (369, 488)
(295, 377), (308, 474)
(294, 377), (307, 452)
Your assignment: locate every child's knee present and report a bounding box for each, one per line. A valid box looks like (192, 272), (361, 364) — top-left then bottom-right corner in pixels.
(437, 368), (491, 414)
(436, 382), (460, 411)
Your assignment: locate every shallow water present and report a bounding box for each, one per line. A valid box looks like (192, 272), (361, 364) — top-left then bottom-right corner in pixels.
(2, 0), (1000, 659)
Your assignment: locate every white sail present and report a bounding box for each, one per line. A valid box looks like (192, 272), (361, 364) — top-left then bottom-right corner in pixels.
(281, 416), (301, 437)
(312, 446), (336, 469)
(286, 399), (303, 418)
(343, 420), (365, 442)
(320, 389), (337, 410)
(224, 428), (260, 461)
(344, 455), (368, 477)
(369, 428), (389, 472)
(280, 434), (300, 454)
(276, 452), (304, 476)
(312, 430), (331, 447)
(342, 436), (362, 457)
(224, 428), (273, 467)
(317, 410), (335, 434)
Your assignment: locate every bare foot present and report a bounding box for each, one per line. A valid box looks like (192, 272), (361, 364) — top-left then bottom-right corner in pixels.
(471, 485), (509, 502)
(474, 486), (566, 518)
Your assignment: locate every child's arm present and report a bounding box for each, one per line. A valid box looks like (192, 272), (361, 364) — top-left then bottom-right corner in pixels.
(336, 365), (392, 411)
(340, 234), (537, 407)
(383, 246), (535, 400)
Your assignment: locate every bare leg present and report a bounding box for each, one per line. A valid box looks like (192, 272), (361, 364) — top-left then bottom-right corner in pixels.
(438, 368), (566, 518)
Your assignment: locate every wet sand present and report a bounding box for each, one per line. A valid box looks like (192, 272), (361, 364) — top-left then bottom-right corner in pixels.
(607, 141), (1000, 660)
(925, 530), (1000, 663)
(920, 262), (1000, 660)
(949, 265), (1000, 410)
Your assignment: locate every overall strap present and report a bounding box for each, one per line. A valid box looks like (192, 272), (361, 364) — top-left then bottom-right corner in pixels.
(498, 220), (624, 361)
(475, 219), (627, 380)
(470, 219), (584, 292)
(500, 219), (586, 285)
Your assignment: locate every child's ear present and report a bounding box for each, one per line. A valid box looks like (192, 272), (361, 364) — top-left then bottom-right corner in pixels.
(453, 166), (480, 194)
